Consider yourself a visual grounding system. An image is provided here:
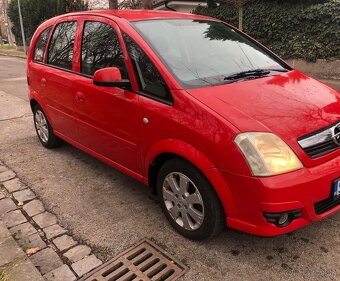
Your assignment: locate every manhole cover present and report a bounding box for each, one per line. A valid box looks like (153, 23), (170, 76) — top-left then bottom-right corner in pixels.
(81, 240), (187, 281)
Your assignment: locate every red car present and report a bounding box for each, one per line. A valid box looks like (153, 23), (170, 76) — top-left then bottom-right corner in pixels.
(27, 10), (340, 240)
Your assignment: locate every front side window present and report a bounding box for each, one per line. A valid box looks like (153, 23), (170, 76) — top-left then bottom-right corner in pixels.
(132, 19), (290, 89)
(33, 27), (51, 62)
(123, 33), (171, 103)
(81, 21), (128, 78)
(47, 21), (77, 70)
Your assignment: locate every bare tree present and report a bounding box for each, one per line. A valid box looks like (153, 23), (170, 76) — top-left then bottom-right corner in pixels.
(119, 0), (142, 10)
(108, 0), (118, 9)
(142, 0), (153, 9)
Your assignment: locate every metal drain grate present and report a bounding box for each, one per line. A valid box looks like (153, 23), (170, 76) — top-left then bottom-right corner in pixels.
(82, 240), (187, 281)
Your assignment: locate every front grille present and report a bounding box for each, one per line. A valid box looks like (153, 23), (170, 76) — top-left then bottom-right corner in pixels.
(81, 240), (187, 281)
(298, 122), (340, 158)
(314, 196), (340, 215)
(303, 139), (338, 158)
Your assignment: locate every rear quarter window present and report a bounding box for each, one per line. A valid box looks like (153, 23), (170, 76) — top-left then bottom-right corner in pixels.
(33, 27), (52, 62)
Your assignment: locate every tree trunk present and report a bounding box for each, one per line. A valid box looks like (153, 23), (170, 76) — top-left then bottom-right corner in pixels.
(108, 0), (118, 9)
(143, 0), (153, 9)
(238, 3), (243, 31)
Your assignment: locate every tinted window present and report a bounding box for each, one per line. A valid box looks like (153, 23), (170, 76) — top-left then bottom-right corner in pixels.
(123, 33), (171, 102)
(81, 21), (128, 78)
(132, 19), (289, 89)
(47, 21), (77, 70)
(33, 27), (51, 62)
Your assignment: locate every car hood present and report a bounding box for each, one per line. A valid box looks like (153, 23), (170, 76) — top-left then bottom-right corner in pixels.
(186, 70), (340, 163)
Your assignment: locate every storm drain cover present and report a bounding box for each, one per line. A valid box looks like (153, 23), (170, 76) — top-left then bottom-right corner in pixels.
(82, 240), (187, 281)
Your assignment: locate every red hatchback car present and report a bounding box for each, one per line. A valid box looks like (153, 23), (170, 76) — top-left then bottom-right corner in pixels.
(27, 10), (340, 240)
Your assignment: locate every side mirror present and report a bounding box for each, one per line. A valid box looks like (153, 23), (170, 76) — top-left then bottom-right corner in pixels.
(93, 67), (131, 88)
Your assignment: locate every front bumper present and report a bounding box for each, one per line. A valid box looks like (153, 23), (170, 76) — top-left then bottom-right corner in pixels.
(204, 155), (340, 236)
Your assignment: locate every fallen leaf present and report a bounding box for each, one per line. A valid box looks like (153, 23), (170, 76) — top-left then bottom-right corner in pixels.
(18, 202), (24, 208)
(26, 247), (40, 256)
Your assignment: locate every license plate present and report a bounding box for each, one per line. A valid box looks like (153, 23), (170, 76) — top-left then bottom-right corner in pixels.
(333, 179), (340, 199)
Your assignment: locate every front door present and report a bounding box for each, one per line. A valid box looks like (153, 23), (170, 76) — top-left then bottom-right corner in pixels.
(72, 18), (141, 174)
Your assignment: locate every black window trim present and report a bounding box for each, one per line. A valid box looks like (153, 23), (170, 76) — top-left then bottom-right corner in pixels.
(46, 20), (77, 72)
(122, 32), (173, 106)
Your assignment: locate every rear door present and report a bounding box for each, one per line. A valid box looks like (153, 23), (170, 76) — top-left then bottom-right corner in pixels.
(72, 16), (142, 175)
(44, 18), (78, 140)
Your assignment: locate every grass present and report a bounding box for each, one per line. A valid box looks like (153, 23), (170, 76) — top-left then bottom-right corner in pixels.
(0, 271), (10, 281)
(0, 45), (16, 51)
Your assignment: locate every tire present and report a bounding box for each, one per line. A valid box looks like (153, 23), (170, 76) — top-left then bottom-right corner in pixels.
(157, 158), (225, 240)
(33, 104), (62, 148)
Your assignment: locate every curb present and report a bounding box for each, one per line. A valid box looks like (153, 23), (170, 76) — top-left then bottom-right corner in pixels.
(0, 161), (103, 281)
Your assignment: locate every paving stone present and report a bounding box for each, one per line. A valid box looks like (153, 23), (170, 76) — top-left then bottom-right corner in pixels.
(33, 212), (57, 228)
(0, 170), (16, 182)
(44, 224), (67, 240)
(0, 198), (17, 215)
(18, 233), (47, 251)
(64, 245), (91, 263)
(10, 222), (37, 239)
(0, 236), (25, 266)
(0, 220), (9, 241)
(0, 165), (8, 173)
(23, 199), (44, 217)
(30, 248), (63, 275)
(3, 210), (27, 228)
(43, 264), (77, 281)
(5, 257), (45, 281)
(71, 254), (102, 277)
(53, 235), (77, 252)
(13, 189), (36, 203)
(0, 191), (4, 200)
(3, 178), (26, 193)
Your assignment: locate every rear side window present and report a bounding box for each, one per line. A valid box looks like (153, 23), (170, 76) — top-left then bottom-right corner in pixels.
(123, 33), (171, 103)
(47, 21), (77, 70)
(81, 21), (128, 78)
(33, 27), (51, 62)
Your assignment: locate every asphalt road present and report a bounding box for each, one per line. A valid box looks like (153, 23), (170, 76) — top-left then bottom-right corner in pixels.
(0, 56), (339, 281)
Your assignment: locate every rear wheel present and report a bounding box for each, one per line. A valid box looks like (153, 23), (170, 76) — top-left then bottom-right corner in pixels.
(157, 158), (225, 240)
(33, 104), (62, 148)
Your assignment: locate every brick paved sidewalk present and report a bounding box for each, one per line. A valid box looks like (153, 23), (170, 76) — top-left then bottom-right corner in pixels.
(0, 162), (102, 281)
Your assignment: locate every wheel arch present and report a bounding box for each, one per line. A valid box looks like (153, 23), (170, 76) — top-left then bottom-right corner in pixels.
(145, 139), (234, 218)
(29, 93), (54, 127)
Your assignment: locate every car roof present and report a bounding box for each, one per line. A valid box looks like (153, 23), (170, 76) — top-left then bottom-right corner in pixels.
(57, 9), (212, 22)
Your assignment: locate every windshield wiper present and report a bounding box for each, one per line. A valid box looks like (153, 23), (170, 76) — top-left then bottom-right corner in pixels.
(224, 68), (288, 81)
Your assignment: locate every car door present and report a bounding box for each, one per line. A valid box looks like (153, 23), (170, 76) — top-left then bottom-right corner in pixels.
(72, 17), (142, 175)
(44, 19), (78, 140)
(121, 33), (176, 170)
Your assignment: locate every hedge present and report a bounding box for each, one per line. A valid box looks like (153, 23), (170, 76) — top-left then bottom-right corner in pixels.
(193, 0), (340, 61)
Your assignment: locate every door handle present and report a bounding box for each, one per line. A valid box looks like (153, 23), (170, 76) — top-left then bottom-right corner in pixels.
(76, 92), (85, 103)
(41, 78), (47, 87)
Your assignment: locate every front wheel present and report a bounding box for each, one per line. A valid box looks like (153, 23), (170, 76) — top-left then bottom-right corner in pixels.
(33, 104), (62, 148)
(157, 158), (225, 240)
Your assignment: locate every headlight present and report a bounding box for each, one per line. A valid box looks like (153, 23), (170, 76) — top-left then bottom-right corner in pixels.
(234, 132), (303, 176)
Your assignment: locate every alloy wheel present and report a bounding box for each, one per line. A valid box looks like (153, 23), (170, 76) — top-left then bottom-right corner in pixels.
(35, 110), (49, 143)
(162, 172), (204, 231)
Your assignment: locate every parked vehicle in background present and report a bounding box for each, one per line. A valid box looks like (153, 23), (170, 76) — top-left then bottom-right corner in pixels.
(27, 10), (340, 240)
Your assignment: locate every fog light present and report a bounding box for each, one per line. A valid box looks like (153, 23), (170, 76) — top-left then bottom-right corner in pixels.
(263, 209), (301, 228)
(278, 213), (289, 226)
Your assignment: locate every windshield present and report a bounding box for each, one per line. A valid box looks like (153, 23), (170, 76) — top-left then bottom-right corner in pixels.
(132, 19), (290, 89)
